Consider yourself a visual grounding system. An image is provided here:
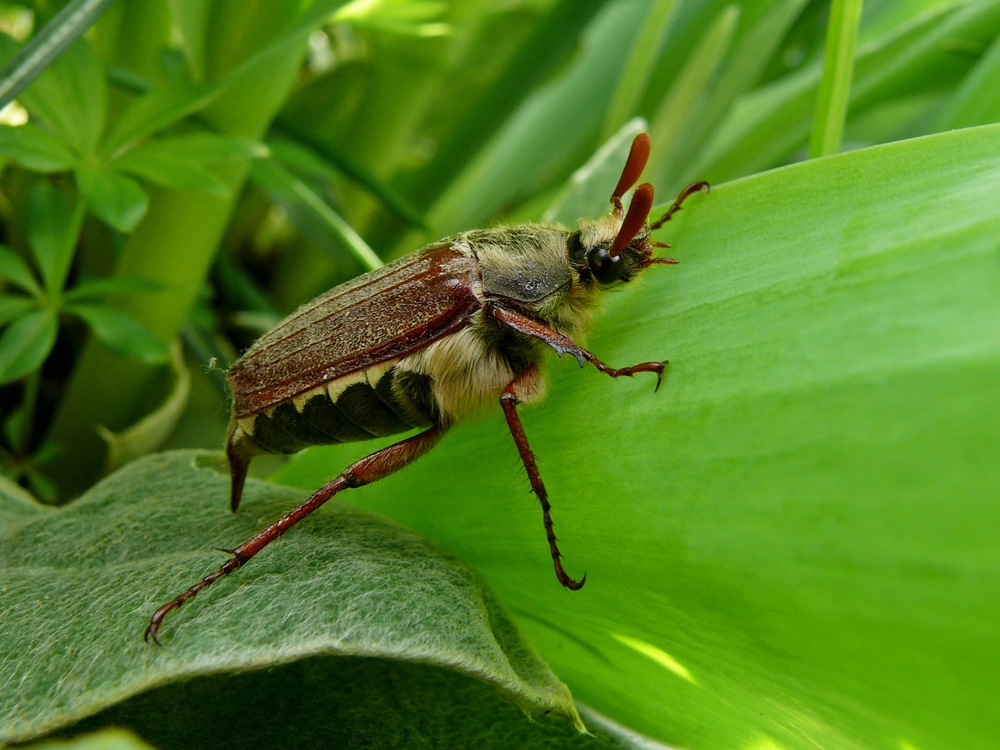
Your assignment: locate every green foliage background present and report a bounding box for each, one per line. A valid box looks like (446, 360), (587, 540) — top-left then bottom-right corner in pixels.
(0, 0), (997, 748)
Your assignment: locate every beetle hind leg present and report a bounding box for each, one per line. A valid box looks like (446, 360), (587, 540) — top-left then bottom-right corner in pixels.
(147, 423), (448, 644)
(500, 366), (585, 591)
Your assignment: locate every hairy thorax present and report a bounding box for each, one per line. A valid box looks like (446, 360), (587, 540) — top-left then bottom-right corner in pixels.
(394, 225), (602, 424)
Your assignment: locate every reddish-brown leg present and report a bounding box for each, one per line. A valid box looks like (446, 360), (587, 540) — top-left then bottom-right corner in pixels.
(145, 424), (446, 644)
(489, 304), (669, 390)
(501, 366), (585, 591)
(649, 181), (709, 230)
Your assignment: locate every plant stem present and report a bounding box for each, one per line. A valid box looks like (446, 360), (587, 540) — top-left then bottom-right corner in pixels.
(0, 0), (117, 111)
(15, 369), (40, 454)
(809, 0), (863, 158)
(46, 1), (313, 498)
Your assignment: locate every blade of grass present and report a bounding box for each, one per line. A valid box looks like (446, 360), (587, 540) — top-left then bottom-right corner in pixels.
(271, 117), (426, 228)
(653, 0), (811, 192)
(646, 4), (740, 189)
(393, 0), (606, 216)
(692, 1), (996, 184)
(599, 0), (681, 143)
(251, 158), (382, 272)
(935, 30), (1000, 129)
(809, 0), (864, 157)
(0, 0), (116, 112)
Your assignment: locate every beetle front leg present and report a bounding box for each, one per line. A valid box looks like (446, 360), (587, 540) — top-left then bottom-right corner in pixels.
(501, 365), (585, 591)
(649, 181), (710, 229)
(145, 424), (447, 644)
(489, 303), (668, 391)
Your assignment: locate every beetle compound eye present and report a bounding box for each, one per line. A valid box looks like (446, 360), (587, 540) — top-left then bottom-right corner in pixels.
(587, 246), (624, 283)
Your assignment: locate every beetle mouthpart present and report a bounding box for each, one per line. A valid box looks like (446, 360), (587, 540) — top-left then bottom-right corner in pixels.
(648, 257), (680, 265)
(609, 183), (654, 258)
(610, 133), (651, 215)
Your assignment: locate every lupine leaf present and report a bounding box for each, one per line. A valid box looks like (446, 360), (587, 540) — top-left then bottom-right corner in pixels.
(0, 308), (57, 384)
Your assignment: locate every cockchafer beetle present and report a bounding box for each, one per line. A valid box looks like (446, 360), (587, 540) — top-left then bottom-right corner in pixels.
(145, 133), (708, 643)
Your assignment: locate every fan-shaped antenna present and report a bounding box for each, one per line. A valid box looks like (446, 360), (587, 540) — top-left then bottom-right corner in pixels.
(609, 183), (654, 259)
(610, 133), (651, 214)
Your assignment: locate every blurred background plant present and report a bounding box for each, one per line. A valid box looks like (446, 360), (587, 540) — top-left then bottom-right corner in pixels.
(3, 0), (998, 502)
(0, 0), (998, 747)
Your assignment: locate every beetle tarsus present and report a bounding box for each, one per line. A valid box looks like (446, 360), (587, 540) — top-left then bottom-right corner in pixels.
(650, 180), (710, 230)
(489, 303), (667, 389)
(145, 425), (446, 643)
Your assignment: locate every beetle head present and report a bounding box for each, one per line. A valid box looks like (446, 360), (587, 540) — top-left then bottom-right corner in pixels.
(568, 133), (685, 287)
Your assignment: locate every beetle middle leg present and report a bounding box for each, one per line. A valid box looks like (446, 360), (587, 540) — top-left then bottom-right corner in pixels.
(501, 365), (585, 591)
(145, 424), (447, 644)
(489, 303), (669, 390)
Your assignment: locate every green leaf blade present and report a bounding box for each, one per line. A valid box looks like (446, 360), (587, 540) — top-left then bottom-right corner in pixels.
(25, 181), (84, 296)
(0, 294), (39, 326)
(0, 123), (76, 172)
(0, 244), (43, 297)
(0, 308), (57, 384)
(63, 277), (163, 303)
(809, 0), (864, 157)
(67, 304), (169, 364)
(16, 37), (106, 157)
(251, 158), (383, 271)
(75, 166), (149, 233)
(936, 30), (1000, 130)
(113, 134), (266, 197)
(101, 81), (224, 157)
(599, 0), (679, 143)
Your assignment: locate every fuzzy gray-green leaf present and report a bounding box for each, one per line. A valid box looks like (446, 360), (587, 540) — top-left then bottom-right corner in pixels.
(0, 451), (583, 745)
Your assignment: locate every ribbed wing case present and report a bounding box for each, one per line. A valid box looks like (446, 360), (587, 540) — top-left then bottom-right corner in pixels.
(228, 245), (482, 418)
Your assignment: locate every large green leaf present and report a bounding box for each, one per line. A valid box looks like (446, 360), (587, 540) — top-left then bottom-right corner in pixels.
(0, 451), (584, 745)
(272, 125), (1000, 748)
